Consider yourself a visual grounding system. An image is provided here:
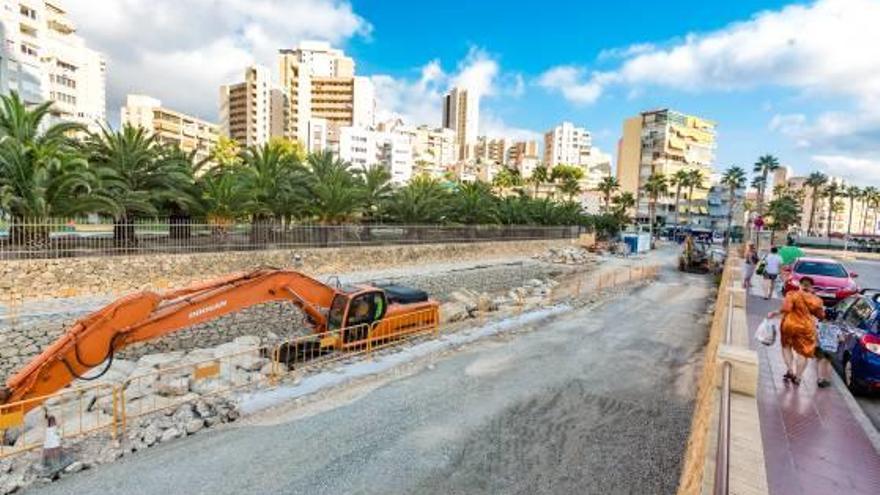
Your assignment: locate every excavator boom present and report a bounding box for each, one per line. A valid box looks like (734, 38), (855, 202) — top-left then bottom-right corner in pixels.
(1, 269), (340, 410)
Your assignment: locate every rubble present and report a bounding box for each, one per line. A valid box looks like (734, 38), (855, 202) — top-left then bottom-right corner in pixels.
(534, 246), (599, 266)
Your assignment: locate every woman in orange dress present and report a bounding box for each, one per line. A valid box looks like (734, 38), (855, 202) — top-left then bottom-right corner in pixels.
(767, 276), (825, 386)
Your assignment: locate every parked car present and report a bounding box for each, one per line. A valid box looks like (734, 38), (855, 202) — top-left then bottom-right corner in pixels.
(783, 257), (860, 306)
(822, 291), (880, 394)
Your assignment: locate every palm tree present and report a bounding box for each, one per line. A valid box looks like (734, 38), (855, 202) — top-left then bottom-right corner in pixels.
(237, 143), (307, 227)
(643, 173), (668, 242)
(684, 169), (706, 227)
(359, 164), (392, 222)
(384, 176), (449, 225)
(595, 176), (620, 213)
(305, 151), (363, 225)
(667, 169), (690, 236)
(804, 172), (828, 235)
(558, 177), (582, 202)
(85, 125), (199, 245)
(492, 167), (523, 193)
(753, 154), (780, 215)
(767, 195), (802, 241)
(721, 166), (747, 245)
(844, 185), (861, 249)
(613, 191), (636, 223)
(823, 181), (843, 238)
(529, 165), (549, 198)
(859, 186), (877, 235)
(448, 181), (498, 225)
(0, 92), (110, 245)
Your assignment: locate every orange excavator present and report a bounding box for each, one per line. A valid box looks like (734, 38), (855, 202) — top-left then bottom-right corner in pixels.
(0, 269), (439, 414)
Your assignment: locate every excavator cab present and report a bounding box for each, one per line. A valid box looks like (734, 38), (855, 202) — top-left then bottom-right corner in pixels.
(328, 289), (388, 338)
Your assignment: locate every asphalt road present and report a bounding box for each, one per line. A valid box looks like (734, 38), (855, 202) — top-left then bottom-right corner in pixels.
(831, 257), (880, 430)
(29, 266), (711, 495)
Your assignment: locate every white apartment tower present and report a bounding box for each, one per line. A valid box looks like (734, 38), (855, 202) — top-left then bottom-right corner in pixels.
(278, 41), (375, 151)
(220, 65), (274, 148)
(544, 122), (592, 168)
(338, 126), (414, 185)
(0, 1), (106, 130)
(442, 87), (479, 160)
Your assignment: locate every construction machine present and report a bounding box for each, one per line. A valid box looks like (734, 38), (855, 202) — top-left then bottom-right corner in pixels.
(0, 269), (439, 415)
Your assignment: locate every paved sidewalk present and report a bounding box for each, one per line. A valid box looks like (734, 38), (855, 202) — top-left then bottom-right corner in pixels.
(747, 294), (880, 495)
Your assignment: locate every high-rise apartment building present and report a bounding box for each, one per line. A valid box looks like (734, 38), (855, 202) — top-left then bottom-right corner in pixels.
(269, 88), (288, 139)
(473, 137), (509, 165)
(121, 94), (219, 163)
(376, 119), (457, 179)
(219, 65), (275, 148)
(278, 41), (375, 150)
(544, 122), (592, 168)
(0, 1), (106, 130)
(442, 87), (479, 160)
(617, 109), (716, 222)
(338, 126), (413, 185)
(508, 140), (540, 178)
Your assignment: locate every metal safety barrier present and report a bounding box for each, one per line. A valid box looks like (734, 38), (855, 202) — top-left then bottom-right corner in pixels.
(0, 382), (119, 459)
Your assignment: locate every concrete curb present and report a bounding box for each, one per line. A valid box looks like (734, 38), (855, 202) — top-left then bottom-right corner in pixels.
(830, 371), (880, 454)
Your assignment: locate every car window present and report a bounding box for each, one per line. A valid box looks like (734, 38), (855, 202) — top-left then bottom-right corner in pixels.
(794, 261), (848, 278)
(833, 296), (858, 321)
(843, 297), (874, 330)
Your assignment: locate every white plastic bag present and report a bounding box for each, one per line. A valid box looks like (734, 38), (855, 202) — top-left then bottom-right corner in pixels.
(755, 318), (777, 346)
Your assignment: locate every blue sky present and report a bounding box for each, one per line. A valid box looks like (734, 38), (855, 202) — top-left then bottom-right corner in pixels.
(67, 0), (880, 184)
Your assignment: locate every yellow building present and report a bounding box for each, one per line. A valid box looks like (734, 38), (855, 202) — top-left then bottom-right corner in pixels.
(616, 109), (716, 224)
(278, 41), (374, 150)
(121, 94), (219, 163)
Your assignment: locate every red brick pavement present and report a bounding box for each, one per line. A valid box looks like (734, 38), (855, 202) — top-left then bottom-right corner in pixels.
(748, 295), (880, 495)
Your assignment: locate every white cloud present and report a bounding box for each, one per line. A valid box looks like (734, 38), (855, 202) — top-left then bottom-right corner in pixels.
(539, 0), (880, 105)
(597, 43), (656, 61)
(371, 49), (538, 140)
(480, 113), (541, 142)
(536, 66), (604, 105)
(64, 0), (370, 122)
(813, 155), (880, 185)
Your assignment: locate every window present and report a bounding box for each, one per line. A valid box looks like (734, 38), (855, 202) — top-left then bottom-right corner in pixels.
(327, 295), (348, 331)
(20, 5), (36, 19)
(843, 298), (874, 329)
(794, 261), (848, 278)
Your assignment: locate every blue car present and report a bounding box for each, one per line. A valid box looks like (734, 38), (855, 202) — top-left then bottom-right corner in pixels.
(823, 290), (880, 395)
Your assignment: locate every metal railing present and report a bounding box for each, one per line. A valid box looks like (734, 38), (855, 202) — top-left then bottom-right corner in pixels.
(713, 291), (734, 495)
(0, 219), (582, 260)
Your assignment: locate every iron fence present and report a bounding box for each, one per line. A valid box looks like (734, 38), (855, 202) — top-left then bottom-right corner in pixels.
(0, 219), (582, 260)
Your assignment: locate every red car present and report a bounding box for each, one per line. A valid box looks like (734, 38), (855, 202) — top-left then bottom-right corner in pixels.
(783, 257), (860, 305)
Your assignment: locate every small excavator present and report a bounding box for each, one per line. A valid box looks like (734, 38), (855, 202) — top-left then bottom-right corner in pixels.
(0, 269), (439, 415)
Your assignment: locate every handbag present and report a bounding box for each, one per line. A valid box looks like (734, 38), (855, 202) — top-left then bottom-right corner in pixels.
(755, 318), (777, 346)
(755, 259), (766, 276)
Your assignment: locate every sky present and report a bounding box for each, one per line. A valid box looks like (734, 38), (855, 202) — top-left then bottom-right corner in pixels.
(64, 0), (880, 184)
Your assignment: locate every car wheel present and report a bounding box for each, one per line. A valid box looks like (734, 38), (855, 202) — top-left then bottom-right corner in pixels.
(844, 358), (865, 396)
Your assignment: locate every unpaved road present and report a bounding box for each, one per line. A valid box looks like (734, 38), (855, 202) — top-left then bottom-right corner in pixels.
(29, 264), (711, 495)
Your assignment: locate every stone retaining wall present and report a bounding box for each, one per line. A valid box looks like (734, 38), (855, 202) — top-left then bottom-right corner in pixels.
(0, 239), (569, 302)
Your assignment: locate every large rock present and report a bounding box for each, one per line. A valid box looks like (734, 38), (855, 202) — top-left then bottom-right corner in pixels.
(159, 427), (183, 443)
(155, 377), (189, 397)
(439, 302), (469, 323)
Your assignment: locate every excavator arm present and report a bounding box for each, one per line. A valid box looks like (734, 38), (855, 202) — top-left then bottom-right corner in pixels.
(1, 269), (339, 411)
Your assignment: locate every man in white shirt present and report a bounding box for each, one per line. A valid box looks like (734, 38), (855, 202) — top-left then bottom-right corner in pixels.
(763, 246), (784, 299)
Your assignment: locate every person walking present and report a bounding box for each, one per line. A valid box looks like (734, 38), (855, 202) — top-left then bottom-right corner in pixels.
(767, 276), (825, 386)
(763, 246), (784, 300)
(743, 243), (759, 290)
